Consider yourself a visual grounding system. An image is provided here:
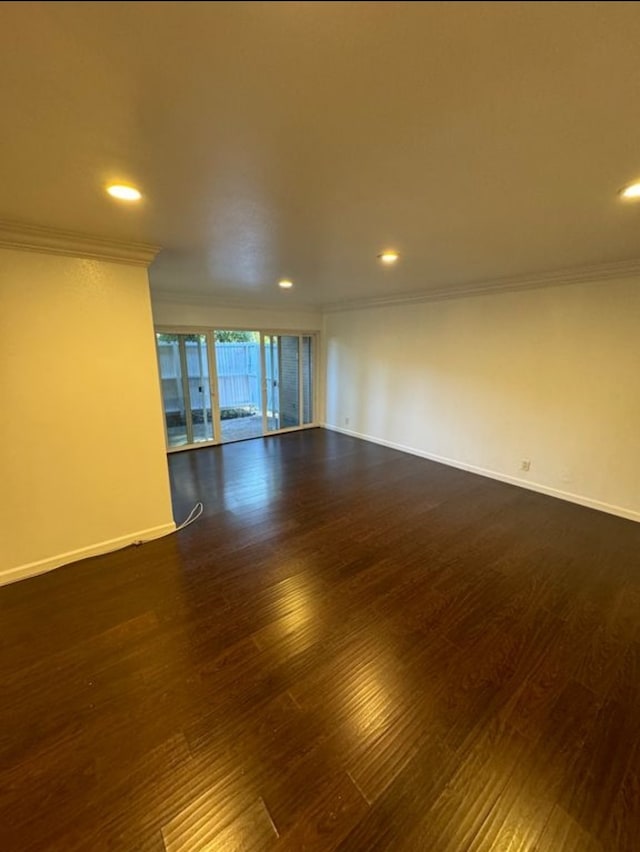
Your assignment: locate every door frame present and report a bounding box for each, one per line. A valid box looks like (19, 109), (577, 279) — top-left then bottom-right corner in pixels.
(155, 325), (320, 451)
(155, 327), (218, 453)
(260, 331), (319, 436)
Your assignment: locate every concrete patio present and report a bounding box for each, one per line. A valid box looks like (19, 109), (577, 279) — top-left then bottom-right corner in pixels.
(167, 413), (278, 447)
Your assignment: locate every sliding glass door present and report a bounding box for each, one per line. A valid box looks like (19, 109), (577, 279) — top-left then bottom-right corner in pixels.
(156, 333), (214, 448)
(264, 334), (314, 432)
(156, 329), (316, 450)
(213, 330), (263, 444)
(301, 335), (314, 425)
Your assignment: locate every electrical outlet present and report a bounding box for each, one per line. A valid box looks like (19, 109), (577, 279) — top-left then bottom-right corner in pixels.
(520, 459), (531, 472)
(344, 416), (350, 426)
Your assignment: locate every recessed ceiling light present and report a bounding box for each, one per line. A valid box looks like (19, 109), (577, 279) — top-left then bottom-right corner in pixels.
(278, 279), (293, 289)
(378, 250), (399, 264)
(619, 182), (640, 200)
(106, 184), (142, 201)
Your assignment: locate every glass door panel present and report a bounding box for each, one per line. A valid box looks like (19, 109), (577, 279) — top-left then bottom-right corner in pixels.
(279, 335), (301, 429)
(264, 335), (278, 431)
(156, 333), (214, 449)
(185, 335), (213, 443)
(262, 334), (279, 432)
(302, 335), (314, 425)
(214, 330), (263, 443)
(265, 335), (301, 432)
(157, 333), (188, 448)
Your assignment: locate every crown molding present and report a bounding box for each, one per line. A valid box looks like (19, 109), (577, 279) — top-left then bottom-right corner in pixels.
(150, 288), (322, 314)
(322, 257), (640, 313)
(0, 220), (160, 267)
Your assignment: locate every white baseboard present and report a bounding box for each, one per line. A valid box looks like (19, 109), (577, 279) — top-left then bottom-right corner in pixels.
(322, 423), (640, 524)
(0, 521), (177, 587)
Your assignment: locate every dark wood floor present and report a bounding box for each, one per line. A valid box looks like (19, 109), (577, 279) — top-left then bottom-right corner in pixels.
(2, 429), (640, 851)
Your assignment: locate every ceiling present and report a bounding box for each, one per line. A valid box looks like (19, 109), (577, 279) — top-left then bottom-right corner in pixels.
(1, 1), (640, 308)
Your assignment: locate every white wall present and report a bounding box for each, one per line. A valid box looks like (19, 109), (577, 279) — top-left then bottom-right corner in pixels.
(151, 298), (322, 332)
(0, 248), (175, 584)
(324, 277), (640, 521)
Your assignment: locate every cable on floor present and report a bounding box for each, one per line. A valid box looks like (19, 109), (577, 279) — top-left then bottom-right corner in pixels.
(132, 501), (204, 546)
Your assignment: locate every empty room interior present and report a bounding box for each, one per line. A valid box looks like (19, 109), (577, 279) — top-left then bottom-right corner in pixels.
(2, 2), (640, 850)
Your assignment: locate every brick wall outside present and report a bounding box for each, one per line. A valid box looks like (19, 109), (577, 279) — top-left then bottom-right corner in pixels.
(279, 336), (299, 428)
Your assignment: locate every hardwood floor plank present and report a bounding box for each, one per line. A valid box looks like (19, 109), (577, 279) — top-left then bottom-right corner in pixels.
(336, 729), (456, 852)
(557, 698), (636, 844)
(603, 737), (640, 852)
(398, 720), (535, 851)
(2, 430), (640, 850)
(536, 805), (604, 852)
(162, 795), (278, 852)
(275, 771), (368, 851)
(28, 733), (193, 852)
